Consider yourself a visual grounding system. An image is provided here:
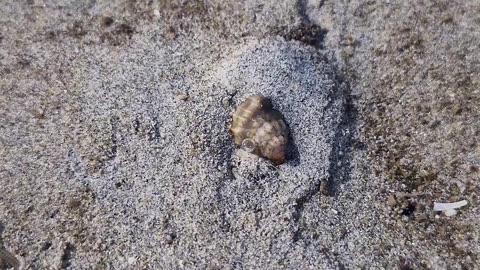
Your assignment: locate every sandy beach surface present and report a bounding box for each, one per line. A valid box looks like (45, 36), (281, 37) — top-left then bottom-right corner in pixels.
(0, 1), (479, 269)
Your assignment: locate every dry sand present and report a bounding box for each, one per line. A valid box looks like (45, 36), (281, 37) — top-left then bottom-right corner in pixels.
(0, 0), (479, 269)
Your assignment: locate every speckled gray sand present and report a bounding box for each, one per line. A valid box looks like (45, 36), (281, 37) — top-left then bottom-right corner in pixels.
(1, 0), (479, 269)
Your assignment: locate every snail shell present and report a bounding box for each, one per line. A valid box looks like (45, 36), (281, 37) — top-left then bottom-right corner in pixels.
(230, 95), (289, 165)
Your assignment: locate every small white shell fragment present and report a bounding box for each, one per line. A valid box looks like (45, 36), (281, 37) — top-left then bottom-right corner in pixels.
(176, 94), (189, 101)
(444, 209), (457, 217)
(433, 200), (468, 211)
(128, 257), (137, 265)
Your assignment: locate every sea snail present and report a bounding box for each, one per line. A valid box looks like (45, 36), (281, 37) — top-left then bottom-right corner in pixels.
(230, 95), (289, 165)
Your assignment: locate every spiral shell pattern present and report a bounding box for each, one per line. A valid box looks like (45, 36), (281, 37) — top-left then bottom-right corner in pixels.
(230, 95), (289, 165)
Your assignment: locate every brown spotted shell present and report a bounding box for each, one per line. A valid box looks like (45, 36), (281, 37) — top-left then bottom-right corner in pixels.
(230, 95), (289, 165)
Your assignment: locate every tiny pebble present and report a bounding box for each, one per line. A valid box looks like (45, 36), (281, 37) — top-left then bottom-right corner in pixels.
(387, 195), (397, 207)
(153, 9), (160, 17)
(222, 97), (231, 107)
(177, 94), (189, 101)
(416, 213), (428, 223)
(226, 88), (237, 96)
(444, 209), (457, 217)
(32, 109), (46, 119)
(165, 233), (176, 244)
